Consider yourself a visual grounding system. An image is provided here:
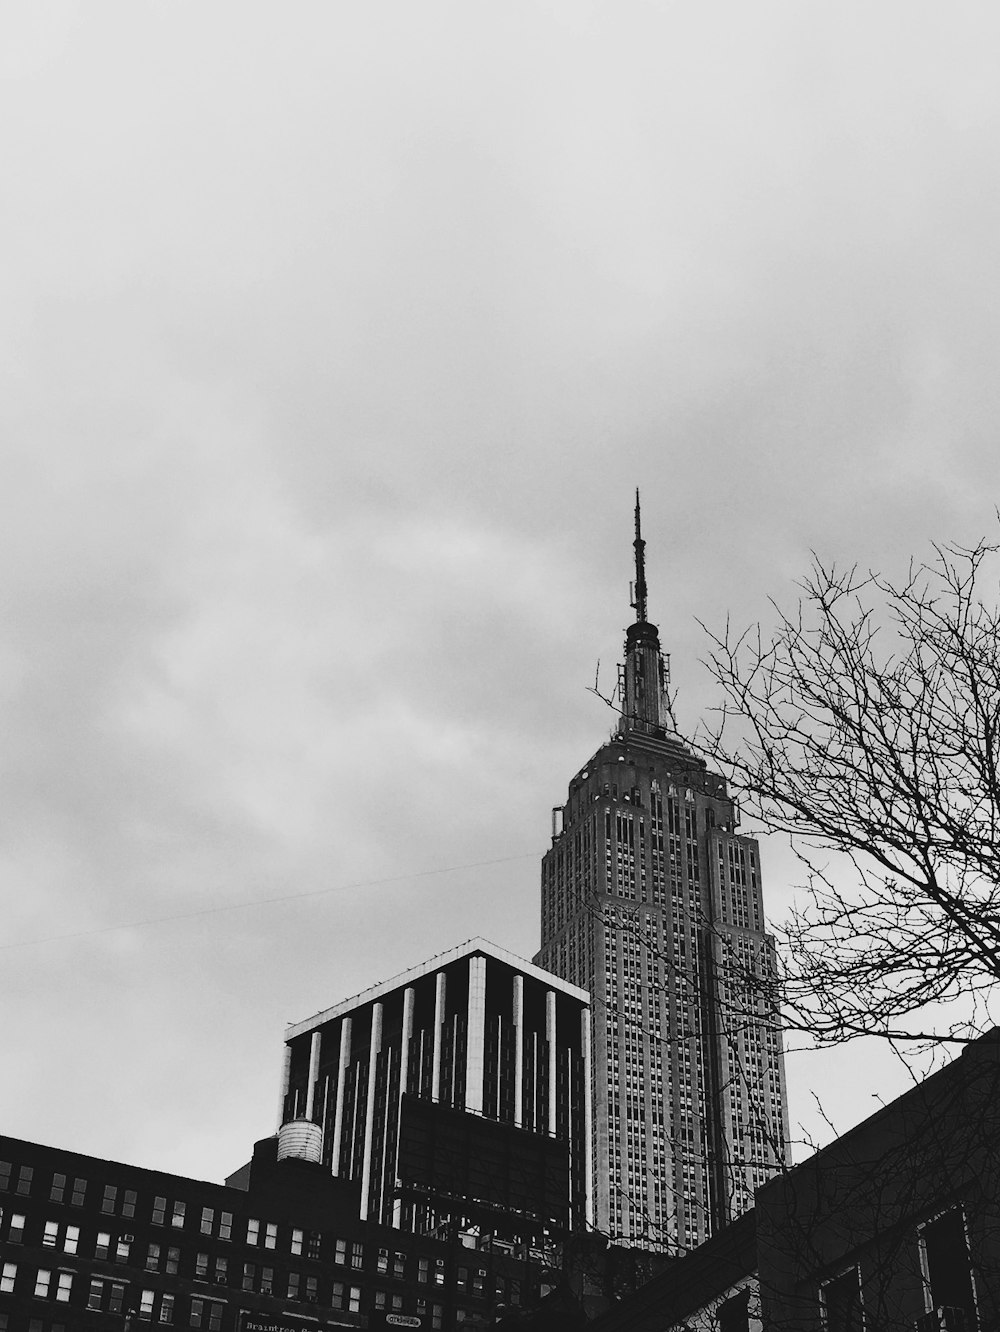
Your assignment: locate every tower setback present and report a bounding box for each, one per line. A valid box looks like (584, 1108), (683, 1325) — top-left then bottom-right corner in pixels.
(534, 496), (788, 1251)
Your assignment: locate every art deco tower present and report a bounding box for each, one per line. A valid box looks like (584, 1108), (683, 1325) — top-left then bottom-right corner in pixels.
(534, 496), (788, 1252)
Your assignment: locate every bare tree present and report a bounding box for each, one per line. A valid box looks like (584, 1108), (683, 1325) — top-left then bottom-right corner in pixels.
(700, 536), (1000, 1046)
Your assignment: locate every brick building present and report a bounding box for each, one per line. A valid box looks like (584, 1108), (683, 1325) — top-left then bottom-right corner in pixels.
(0, 1129), (551, 1331)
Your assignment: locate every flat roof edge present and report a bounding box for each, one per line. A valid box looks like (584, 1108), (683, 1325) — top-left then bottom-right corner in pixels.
(285, 937), (590, 1040)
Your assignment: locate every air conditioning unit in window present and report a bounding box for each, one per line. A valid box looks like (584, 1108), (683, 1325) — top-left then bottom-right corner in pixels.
(121, 1235), (134, 1244)
(915, 1308), (970, 1332)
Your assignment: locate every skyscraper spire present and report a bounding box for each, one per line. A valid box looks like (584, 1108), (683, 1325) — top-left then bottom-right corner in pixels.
(623, 492), (673, 735)
(632, 488), (648, 624)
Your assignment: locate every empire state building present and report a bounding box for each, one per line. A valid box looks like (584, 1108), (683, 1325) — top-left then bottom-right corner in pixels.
(534, 497), (788, 1251)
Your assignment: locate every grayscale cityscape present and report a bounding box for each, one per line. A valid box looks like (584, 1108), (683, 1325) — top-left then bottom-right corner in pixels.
(3, 6), (1000, 1332)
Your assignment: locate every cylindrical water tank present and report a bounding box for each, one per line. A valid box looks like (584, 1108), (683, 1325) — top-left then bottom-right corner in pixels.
(277, 1119), (323, 1164)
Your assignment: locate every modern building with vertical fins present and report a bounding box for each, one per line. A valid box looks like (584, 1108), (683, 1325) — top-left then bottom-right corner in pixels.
(535, 496), (788, 1253)
(278, 938), (592, 1248)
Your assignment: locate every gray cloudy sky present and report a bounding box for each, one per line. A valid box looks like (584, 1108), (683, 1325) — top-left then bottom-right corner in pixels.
(4, 2), (1000, 1180)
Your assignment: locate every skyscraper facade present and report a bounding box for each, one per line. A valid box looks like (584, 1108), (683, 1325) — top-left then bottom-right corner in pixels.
(279, 938), (592, 1242)
(535, 498), (788, 1252)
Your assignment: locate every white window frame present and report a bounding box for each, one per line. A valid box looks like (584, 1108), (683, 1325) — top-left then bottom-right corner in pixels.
(917, 1203), (980, 1323)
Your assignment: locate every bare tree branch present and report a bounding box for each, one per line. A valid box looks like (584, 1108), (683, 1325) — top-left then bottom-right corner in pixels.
(698, 537), (1000, 1044)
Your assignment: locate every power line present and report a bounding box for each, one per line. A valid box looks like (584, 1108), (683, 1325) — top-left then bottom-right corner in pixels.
(1, 850), (545, 952)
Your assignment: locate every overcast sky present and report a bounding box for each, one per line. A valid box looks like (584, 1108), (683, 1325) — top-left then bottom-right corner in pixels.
(4, 2), (1000, 1184)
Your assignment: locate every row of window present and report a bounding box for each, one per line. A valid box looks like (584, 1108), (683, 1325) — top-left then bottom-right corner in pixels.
(2, 1225), (457, 1290)
(0, 1200), (373, 1272)
(2, 1262), (465, 1330)
(0, 1166), (304, 1256)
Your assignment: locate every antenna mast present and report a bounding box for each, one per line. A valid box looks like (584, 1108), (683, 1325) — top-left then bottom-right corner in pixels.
(631, 488), (648, 623)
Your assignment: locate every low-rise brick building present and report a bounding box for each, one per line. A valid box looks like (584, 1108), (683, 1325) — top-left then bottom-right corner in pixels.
(0, 1130), (549, 1331)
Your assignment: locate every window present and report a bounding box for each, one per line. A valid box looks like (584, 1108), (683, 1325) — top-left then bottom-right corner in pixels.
(921, 1207), (977, 1323)
(35, 1270), (52, 1298)
(95, 1232), (111, 1260)
(821, 1265), (864, 1332)
(288, 1271), (300, 1300)
(247, 1218), (260, 1246)
(195, 1253), (209, 1279)
(55, 1272), (73, 1302)
(243, 1265), (257, 1293)
(378, 1248), (389, 1274)
(0, 1263), (15, 1293)
(291, 1227), (304, 1256)
(102, 1184), (118, 1213)
(331, 1283), (361, 1313)
(65, 1225), (79, 1255)
(16, 1166), (33, 1196)
(139, 1290), (155, 1320)
(418, 1258), (430, 1283)
(159, 1293), (175, 1324)
(199, 1207), (232, 1240)
(334, 1237), (363, 1268)
(50, 1174), (66, 1203)
(393, 1251), (406, 1278)
(152, 1196), (166, 1225)
(260, 1267), (274, 1295)
(7, 1214), (25, 1243)
(88, 1278), (125, 1310)
(123, 1189), (137, 1219)
(165, 1247), (180, 1275)
(146, 1243), (161, 1272)
(0, 1161), (11, 1191)
(171, 1200), (186, 1228)
(71, 1178), (87, 1207)
(305, 1275), (317, 1302)
(307, 1232), (320, 1260)
(264, 1221), (277, 1249)
(43, 1222), (59, 1248)
(191, 1299), (224, 1331)
(116, 1237), (132, 1264)
(214, 1256), (228, 1284)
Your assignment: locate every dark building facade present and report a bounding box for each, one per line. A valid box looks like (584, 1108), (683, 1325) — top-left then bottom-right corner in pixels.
(584, 1026), (1000, 1332)
(756, 1027), (1000, 1332)
(0, 1129), (558, 1332)
(279, 939), (592, 1241)
(535, 498), (788, 1250)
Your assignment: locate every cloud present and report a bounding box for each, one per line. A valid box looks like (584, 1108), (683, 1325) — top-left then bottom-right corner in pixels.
(4, 1), (1000, 1176)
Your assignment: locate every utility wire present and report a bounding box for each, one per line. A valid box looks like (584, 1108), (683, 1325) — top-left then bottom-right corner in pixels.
(1, 850), (544, 952)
